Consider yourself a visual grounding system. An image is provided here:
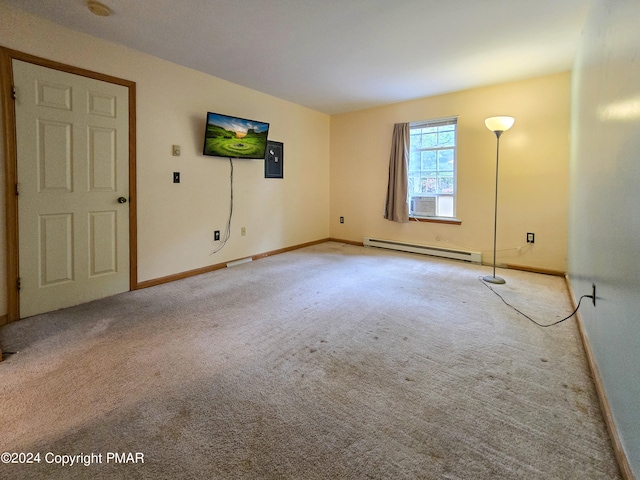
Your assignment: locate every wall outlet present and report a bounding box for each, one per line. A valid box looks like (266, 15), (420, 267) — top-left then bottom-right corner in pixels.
(340, 216), (344, 224)
(241, 227), (246, 236)
(526, 232), (535, 243)
(214, 230), (220, 241)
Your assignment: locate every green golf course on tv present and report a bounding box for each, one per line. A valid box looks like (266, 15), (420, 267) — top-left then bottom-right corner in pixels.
(203, 112), (270, 159)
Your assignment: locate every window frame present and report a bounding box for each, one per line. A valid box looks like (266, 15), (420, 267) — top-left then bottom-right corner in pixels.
(408, 116), (459, 222)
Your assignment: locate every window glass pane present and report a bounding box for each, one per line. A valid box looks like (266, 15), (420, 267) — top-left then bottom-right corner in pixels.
(409, 151), (420, 172)
(437, 195), (454, 217)
(438, 173), (454, 194)
(408, 175), (419, 195)
(437, 150), (454, 171)
(421, 133), (437, 148)
(410, 133), (421, 149)
(438, 130), (455, 147)
(421, 150), (437, 170)
(421, 176), (437, 193)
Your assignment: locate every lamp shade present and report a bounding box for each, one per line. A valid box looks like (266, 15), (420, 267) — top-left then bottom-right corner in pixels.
(485, 116), (515, 132)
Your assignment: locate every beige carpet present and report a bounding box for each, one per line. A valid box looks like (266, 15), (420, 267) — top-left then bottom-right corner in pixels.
(0, 242), (620, 479)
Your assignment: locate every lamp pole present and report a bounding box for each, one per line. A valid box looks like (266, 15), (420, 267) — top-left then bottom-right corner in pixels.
(483, 116), (514, 285)
(485, 130), (505, 284)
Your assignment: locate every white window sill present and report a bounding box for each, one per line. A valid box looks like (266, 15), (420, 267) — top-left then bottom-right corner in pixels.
(409, 216), (461, 225)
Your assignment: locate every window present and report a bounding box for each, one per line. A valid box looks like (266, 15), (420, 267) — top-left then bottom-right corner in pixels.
(408, 117), (457, 218)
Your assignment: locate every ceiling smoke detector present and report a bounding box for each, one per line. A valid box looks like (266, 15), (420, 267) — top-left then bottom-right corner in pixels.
(87, 0), (111, 17)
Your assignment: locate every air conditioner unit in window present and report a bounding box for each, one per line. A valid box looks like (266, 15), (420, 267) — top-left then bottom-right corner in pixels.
(410, 196), (436, 217)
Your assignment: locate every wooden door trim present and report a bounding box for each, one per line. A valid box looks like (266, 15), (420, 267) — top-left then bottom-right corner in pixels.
(0, 47), (138, 322)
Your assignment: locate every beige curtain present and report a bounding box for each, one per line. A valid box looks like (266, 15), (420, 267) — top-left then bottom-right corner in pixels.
(384, 123), (410, 222)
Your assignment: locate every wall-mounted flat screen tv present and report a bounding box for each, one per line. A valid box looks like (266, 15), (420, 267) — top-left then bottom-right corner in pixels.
(202, 112), (270, 159)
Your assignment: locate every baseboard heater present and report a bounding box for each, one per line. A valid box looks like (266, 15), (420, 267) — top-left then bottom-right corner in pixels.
(363, 237), (482, 264)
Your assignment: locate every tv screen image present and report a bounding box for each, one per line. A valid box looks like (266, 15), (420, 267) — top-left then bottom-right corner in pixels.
(203, 112), (270, 159)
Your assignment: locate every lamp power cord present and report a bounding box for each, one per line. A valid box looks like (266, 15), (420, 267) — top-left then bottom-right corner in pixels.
(478, 276), (594, 328)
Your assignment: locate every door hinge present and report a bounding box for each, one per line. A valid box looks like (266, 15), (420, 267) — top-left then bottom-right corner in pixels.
(15, 183), (19, 196)
(12, 85), (17, 100)
(17, 277), (21, 291)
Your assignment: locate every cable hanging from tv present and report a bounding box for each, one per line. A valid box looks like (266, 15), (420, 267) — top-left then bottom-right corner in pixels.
(210, 158), (234, 255)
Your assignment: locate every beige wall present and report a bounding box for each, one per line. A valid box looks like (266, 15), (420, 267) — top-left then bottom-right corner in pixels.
(330, 73), (570, 272)
(0, 3), (571, 322)
(0, 3), (330, 315)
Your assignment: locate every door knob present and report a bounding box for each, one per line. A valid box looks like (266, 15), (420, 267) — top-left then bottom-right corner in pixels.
(117, 197), (127, 204)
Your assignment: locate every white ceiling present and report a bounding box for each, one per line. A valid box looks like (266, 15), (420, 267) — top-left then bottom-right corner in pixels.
(4, 0), (590, 114)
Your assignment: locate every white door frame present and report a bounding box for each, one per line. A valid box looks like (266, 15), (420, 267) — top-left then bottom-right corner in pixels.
(1, 47), (138, 323)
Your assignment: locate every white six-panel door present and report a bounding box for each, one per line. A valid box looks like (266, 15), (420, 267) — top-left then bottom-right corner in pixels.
(14, 60), (130, 318)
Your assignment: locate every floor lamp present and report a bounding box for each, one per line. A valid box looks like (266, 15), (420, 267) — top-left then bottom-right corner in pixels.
(483, 116), (515, 285)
